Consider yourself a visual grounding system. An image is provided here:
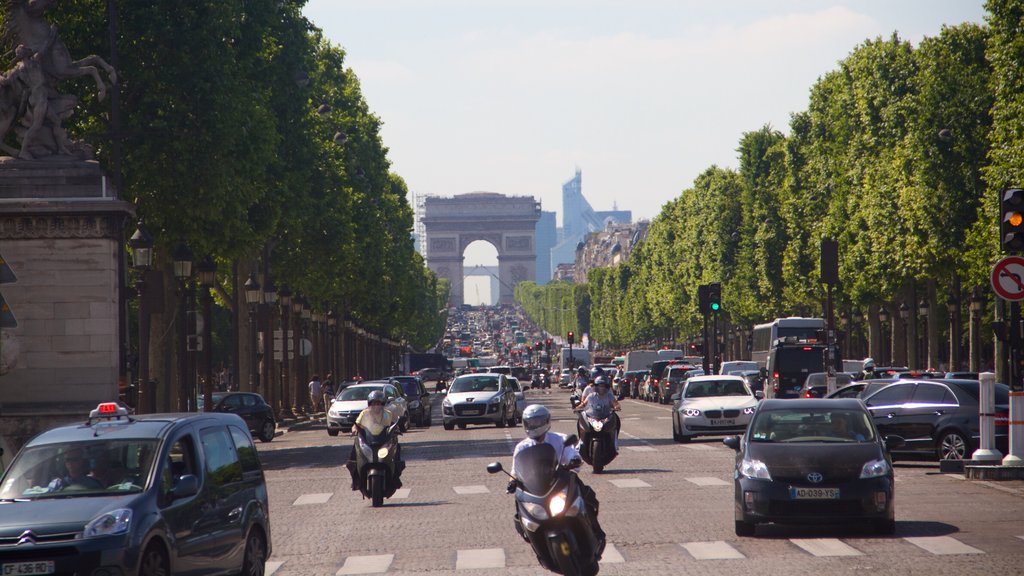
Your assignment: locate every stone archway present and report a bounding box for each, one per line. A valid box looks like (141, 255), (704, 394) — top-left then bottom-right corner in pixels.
(422, 193), (541, 306)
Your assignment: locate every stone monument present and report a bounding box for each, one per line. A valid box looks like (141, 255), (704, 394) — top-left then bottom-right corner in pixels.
(0, 0), (129, 457)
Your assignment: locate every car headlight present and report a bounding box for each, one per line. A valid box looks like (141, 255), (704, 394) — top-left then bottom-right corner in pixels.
(329, 407), (341, 417)
(549, 492), (568, 516)
(489, 396), (501, 404)
(739, 458), (772, 480)
(860, 458), (890, 479)
(83, 508), (132, 538)
(377, 447), (390, 459)
(409, 401), (421, 409)
(522, 501), (549, 520)
(684, 408), (701, 417)
(442, 398), (452, 407)
(743, 407), (756, 415)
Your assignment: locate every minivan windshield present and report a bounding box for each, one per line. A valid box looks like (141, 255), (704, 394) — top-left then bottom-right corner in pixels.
(1, 439), (159, 499)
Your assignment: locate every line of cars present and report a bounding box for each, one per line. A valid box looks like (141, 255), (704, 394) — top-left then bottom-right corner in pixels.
(326, 376), (435, 437)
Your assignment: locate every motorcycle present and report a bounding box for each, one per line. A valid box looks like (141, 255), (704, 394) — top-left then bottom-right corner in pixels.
(569, 389), (581, 410)
(351, 421), (403, 507)
(575, 406), (619, 474)
(487, 435), (604, 576)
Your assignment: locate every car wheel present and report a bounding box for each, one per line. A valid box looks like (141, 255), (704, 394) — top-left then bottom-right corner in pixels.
(443, 422), (455, 430)
(938, 430), (970, 460)
(258, 420), (275, 443)
(327, 429), (339, 437)
(672, 417), (682, 442)
(735, 518), (756, 537)
(458, 423), (467, 429)
(873, 518), (896, 535)
(398, 416), (409, 433)
(139, 542), (169, 576)
(240, 529), (267, 576)
(496, 414), (506, 428)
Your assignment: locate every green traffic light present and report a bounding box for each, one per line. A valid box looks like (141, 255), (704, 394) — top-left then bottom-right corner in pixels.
(710, 302), (720, 311)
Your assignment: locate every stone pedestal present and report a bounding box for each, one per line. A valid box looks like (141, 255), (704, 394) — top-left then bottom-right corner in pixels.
(0, 159), (133, 457)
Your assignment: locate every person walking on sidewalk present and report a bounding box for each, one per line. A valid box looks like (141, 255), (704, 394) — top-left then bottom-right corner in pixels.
(308, 375), (323, 412)
(322, 373), (336, 412)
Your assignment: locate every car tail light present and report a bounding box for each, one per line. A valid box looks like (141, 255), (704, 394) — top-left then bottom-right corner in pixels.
(995, 411), (1009, 425)
(773, 372), (780, 379)
(802, 390), (811, 398)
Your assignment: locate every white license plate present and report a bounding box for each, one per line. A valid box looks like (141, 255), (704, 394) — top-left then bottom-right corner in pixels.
(709, 419), (735, 426)
(3, 562), (55, 575)
(462, 410), (481, 415)
(790, 487), (839, 499)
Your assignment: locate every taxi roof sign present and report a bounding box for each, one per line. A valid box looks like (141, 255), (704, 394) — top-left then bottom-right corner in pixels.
(89, 402), (130, 421)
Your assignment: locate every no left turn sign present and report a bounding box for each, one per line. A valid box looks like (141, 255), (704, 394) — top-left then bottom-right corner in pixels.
(991, 255), (1024, 301)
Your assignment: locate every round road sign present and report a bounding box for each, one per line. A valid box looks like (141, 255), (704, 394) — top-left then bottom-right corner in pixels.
(991, 255), (1024, 301)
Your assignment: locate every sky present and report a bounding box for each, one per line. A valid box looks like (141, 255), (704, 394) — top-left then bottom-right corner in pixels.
(303, 1), (988, 304)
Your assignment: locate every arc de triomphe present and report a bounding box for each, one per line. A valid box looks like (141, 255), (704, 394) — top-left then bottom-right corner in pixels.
(423, 193), (541, 306)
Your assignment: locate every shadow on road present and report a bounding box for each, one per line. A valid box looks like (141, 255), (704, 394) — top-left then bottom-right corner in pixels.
(592, 468), (672, 475)
(381, 501), (452, 508)
(751, 520), (958, 539)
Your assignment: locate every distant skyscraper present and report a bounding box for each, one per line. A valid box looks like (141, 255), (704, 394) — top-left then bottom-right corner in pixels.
(535, 211), (557, 285)
(551, 169), (631, 278)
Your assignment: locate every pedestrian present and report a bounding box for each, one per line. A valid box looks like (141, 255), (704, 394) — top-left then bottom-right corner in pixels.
(308, 374), (322, 412)
(322, 373), (336, 411)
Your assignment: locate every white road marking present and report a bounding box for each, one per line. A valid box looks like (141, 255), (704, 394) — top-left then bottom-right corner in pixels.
(453, 485), (490, 495)
(790, 538), (863, 557)
(391, 488), (411, 499)
(904, 536), (984, 555)
(656, 416), (671, 420)
(265, 560), (284, 575)
(680, 444), (716, 450)
(608, 478), (651, 488)
(336, 554), (394, 575)
(456, 548), (505, 569)
(685, 477), (730, 487)
(293, 493), (332, 505)
(625, 446), (656, 452)
(601, 543), (625, 563)
(680, 541), (745, 560)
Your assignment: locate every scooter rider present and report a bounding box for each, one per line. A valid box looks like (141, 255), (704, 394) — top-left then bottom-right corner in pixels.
(575, 376), (621, 451)
(345, 390), (405, 490)
(509, 405), (605, 541)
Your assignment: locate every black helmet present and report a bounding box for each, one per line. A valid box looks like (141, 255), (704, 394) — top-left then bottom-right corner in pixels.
(577, 366), (588, 377)
(367, 390), (385, 405)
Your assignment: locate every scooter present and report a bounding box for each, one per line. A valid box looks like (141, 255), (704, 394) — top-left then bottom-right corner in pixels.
(350, 421), (403, 507)
(569, 389), (581, 410)
(487, 435), (604, 576)
(575, 406), (619, 474)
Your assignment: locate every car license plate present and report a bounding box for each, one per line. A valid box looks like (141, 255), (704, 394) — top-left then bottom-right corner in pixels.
(790, 487), (839, 499)
(710, 419), (735, 426)
(3, 562), (55, 575)
(462, 410), (481, 415)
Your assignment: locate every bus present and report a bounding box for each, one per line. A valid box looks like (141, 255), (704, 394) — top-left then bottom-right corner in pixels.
(750, 317), (827, 368)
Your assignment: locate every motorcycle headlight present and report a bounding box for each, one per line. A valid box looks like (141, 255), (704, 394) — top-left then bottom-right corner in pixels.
(743, 407), (756, 415)
(549, 492), (568, 516)
(685, 408), (701, 417)
(591, 419), (604, 431)
(377, 447), (390, 459)
(522, 501), (549, 520)
(860, 458), (890, 479)
(83, 508), (132, 538)
(740, 458), (772, 480)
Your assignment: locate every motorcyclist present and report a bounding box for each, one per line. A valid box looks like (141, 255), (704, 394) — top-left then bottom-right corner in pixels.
(574, 376), (621, 451)
(860, 358), (876, 381)
(345, 390), (405, 491)
(509, 405), (605, 540)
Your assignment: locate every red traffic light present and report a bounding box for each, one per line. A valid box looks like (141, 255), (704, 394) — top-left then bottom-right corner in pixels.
(567, 331), (575, 344)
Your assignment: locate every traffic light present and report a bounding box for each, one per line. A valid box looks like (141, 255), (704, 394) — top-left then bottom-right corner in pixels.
(546, 338), (552, 350)
(567, 331), (575, 345)
(1001, 187), (1024, 252)
(698, 284), (709, 314)
(707, 282), (721, 312)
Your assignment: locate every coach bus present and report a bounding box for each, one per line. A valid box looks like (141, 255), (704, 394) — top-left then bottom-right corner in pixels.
(750, 317), (827, 368)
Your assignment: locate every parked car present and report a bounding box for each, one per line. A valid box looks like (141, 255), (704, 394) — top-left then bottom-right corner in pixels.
(724, 398), (897, 536)
(199, 391), (277, 443)
(390, 376), (432, 427)
(671, 375), (759, 443)
(506, 376), (526, 423)
(861, 378), (1010, 460)
(800, 372), (855, 398)
(0, 402), (272, 575)
(442, 373), (518, 430)
(326, 381), (409, 437)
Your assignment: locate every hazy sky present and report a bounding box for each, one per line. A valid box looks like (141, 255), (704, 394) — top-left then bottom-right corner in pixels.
(303, 1), (987, 303)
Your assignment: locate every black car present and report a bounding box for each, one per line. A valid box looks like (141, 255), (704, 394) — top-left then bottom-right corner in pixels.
(0, 403), (272, 575)
(861, 378), (1010, 460)
(203, 391), (276, 442)
(724, 398), (897, 536)
(826, 379), (897, 400)
(414, 367), (444, 382)
(391, 376), (433, 427)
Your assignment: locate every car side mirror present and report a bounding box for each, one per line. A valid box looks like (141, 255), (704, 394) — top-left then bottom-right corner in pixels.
(759, 367), (768, 378)
(486, 462), (503, 474)
(670, 392), (680, 402)
(884, 435), (905, 451)
(172, 474), (200, 499)
(723, 436), (741, 451)
(754, 390), (764, 400)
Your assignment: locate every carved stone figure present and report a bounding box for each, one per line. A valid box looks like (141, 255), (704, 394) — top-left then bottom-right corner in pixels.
(1, 0), (117, 161)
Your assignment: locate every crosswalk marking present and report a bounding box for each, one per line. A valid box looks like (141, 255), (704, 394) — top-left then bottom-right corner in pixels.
(791, 538), (863, 557)
(601, 543), (625, 563)
(904, 536), (984, 555)
(680, 541), (745, 560)
(456, 548), (505, 569)
(453, 485), (490, 495)
(336, 554), (394, 575)
(391, 488), (411, 499)
(680, 444), (716, 450)
(265, 560), (284, 575)
(608, 478), (651, 488)
(625, 446), (656, 452)
(656, 416), (671, 420)
(293, 493), (332, 505)
(685, 477), (730, 486)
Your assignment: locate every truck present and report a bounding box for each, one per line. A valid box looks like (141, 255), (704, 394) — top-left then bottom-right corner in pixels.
(401, 352), (450, 376)
(624, 350), (660, 373)
(558, 346), (591, 370)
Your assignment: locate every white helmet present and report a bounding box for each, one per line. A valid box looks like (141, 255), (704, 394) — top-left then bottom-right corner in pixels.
(522, 404), (551, 440)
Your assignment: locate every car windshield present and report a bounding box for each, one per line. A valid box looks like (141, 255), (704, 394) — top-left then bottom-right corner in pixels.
(450, 376), (500, 393)
(748, 409), (875, 443)
(684, 380), (749, 398)
(398, 381), (419, 397)
(339, 386), (383, 402)
(1, 439), (159, 500)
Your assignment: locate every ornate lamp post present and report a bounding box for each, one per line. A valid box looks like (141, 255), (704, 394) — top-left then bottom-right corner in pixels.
(292, 293), (305, 413)
(129, 221), (154, 412)
(969, 288), (985, 372)
(172, 244), (193, 411)
(947, 293), (960, 371)
(197, 256), (217, 412)
(899, 301), (911, 368)
(244, 273), (260, 391)
(262, 277), (277, 413)
(878, 306), (891, 367)
(327, 309), (338, 381)
(852, 308), (863, 359)
(278, 285), (293, 414)
(918, 298), (930, 370)
(301, 298), (312, 399)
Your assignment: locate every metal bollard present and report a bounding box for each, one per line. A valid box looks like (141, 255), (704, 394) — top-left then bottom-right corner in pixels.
(972, 372), (1002, 462)
(1003, 390), (1024, 466)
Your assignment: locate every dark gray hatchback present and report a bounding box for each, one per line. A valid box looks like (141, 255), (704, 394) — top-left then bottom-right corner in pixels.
(0, 403), (271, 576)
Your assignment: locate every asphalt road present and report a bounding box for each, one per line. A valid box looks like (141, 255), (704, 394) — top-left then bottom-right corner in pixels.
(256, 388), (1024, 576)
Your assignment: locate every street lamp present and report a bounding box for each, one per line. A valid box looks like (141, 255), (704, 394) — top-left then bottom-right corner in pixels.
(852, 308), (863, 360)
(918, 298), (929, 370)
(327, 309), (338, 381)
(262, 276), (277, 413)
(197, 256), (217, 412)
(279, 285), (293, 414)
(878, 306), (891, 366)
(244, 272), (260, 391)
(947, 293), (960, 371)
(172, 244), (193, 411)
(292, 293), (305, 414)
(129, 220), (153, 412)
(969, 287), (985, 372)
